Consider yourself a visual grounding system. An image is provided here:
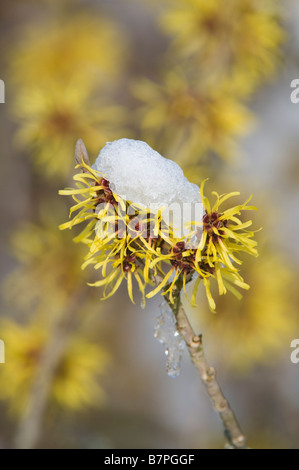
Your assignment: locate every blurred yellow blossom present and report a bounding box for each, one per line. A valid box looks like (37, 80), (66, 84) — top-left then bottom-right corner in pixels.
(0, 319), (109, 414)
(160, 0), (284, 97)
(9, 14), (126, 89)
(12, 84), (126, 177)
(9, 13), (128, 178)
(133, 70), (253, 164)
(133, 0), (283, 166)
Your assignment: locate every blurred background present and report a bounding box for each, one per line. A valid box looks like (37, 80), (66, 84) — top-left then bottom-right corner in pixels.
(0, 0), (298, 449)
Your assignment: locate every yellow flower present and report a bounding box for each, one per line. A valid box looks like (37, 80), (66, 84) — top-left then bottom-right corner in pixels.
(161, 0), (284, 97)
(0, 319), (109, 414)
(59, 149), (258, 311)
(12, 84), (126, 177)
(133, 70), (253, 164)
(150, 179), (259, 310)
(59, 161), (156, 305)
(9, 14), (128, 178)
(9, 14), (125, 89)
(198, 179), (258, 272)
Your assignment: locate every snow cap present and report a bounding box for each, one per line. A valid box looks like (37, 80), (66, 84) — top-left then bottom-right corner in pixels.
(92, 138), (202, 211)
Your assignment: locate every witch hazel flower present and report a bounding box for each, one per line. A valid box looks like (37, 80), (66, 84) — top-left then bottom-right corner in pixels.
(59, 138), (258, 311)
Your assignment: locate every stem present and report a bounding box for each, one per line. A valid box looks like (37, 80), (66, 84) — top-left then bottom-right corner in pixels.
(174, 301), (248, 449)
(159, 273), (248, 449)
(14, 293), (84, 449)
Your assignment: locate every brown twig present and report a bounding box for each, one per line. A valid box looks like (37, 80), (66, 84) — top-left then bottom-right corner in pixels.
(174, 301), (248, 449)
(155, 272), (248, 449)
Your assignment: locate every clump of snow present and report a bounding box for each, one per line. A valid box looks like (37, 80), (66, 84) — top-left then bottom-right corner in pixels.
(92, 138), (202, 210)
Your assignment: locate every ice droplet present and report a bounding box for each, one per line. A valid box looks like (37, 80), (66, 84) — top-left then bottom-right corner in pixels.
(154, 301), (185, 378)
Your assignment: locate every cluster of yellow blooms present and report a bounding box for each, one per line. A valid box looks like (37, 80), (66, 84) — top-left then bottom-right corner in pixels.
(134, 71), (253, 164)
(161, 0), (284, 97)
(9, 14), (127, 177)
(60, 158), (258, 312)
(135, 0), (284, 163)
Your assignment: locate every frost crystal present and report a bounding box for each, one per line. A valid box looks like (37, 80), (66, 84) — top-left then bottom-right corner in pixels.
(92, 138), (202, 210)
(154, 301), (185, 378)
